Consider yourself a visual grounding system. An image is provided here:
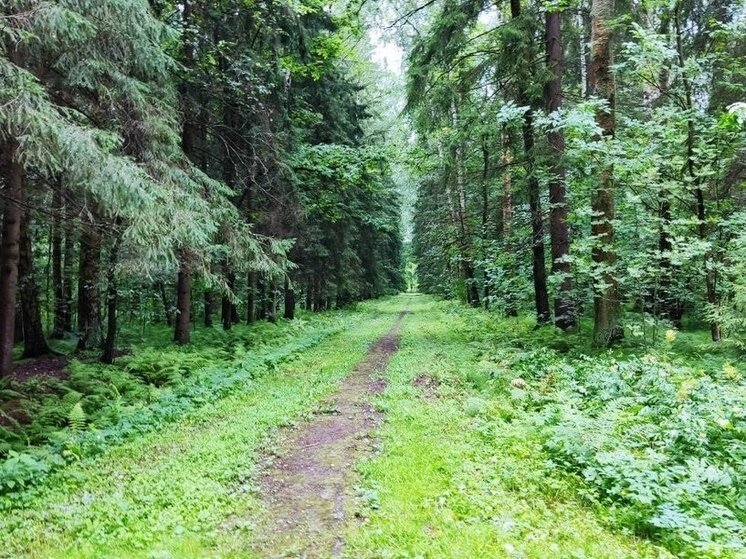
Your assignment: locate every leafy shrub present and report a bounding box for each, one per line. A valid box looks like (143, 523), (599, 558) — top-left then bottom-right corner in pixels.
(487, 345), (746, 556)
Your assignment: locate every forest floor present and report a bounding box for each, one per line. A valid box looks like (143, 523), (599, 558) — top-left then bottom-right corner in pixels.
(0, 295), (742, 558)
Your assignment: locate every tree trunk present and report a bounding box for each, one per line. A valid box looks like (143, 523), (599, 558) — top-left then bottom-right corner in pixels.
(101, 234), (122, 364)
(157, 281), (173, 326)
(246, 271), (256, 324)
(481, 135), (490, 309)
(511, 0), (550, 326)
(500, 128), (518, 317)
(19, 210), (52, 358)
(51, 179), (65, 338)
(76, 215), (102, 351)
(204, 290), (214, 327)
(266, 280), (277, 323)
(257, 274), (267, 319)
(61, 200), (75, 333)
(545, 7), (576, 330)
(173, 250), (192, 345)
(284, 276), (295, 320)
(590, 0), (623, 346)
(451, 100), (480, 308)
(221, 264), (235, 331)
(0, 139), (23, 376)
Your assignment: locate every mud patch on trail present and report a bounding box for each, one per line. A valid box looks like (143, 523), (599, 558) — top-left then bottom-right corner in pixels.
(251, 312), (407, 558)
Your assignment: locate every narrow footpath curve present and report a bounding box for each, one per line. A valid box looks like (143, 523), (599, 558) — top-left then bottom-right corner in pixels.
(251, 310), (408, 558)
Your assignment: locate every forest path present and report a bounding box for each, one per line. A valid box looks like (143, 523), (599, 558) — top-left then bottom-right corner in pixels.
(250, 310), (408, 558)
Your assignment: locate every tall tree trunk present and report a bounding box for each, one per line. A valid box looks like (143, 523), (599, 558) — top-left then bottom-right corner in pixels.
(545, 7), (576, 330)
(266, 280), (277, 323)
(500, 128), (518, 317)
(283, 276), (295, 320)
(204, 290), (214, 327)
(590, 0), (623, 346)
(481, 135), (491, 309)
(61, 201), (75, 333)
(511, 0), (550, 326)
(0, 139), (23, 376)
(19, 210), (52, 358)
(76, 214), (102, 351)
(221, 263), (235, 331)
(101, 234), (122, 364)
(13, 306), (23, 346)
(157, 281), (173, 326)
(51, 179), (65, 338)
(257, 274), (267, 319)
(246, 270), (256, 324)
(173, 250), (192, 345)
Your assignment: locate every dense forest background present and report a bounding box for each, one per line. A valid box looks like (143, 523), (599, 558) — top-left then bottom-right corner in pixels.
(403, 0), (746, 347)
(1, 0), (404, 376)
(1, 2), (746, 557)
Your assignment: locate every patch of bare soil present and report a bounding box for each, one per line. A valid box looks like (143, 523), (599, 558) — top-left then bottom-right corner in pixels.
(11, 355), (69, 383)
(412, 373), (441, 399)
(252, 311), (407, 558)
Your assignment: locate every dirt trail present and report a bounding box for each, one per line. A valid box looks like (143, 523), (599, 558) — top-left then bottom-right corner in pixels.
(251, 311), (407, 558)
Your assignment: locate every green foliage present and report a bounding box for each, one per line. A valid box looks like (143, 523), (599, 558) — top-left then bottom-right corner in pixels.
(0, 310), (353, 500)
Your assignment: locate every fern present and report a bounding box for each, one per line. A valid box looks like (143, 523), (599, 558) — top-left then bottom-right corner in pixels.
(67, 403), (86, 432)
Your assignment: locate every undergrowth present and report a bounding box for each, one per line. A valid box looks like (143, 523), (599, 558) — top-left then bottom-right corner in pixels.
(0, 311), (358, 503)
(348, 296), (745, 558)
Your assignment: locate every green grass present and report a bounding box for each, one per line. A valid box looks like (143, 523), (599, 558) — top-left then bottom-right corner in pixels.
(2, 295), (742, 558)
(345, 295), (675, 559)
(0, 300), (401, 559)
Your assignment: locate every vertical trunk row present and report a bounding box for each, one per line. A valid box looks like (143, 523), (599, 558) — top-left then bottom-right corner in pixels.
(450, 100), (480, 307)
(246, 270), (257, 323)
(76, 214), (102, 351)
(545, 8), (576, 330)
(500, 128), (518, 317)
(51, 180), (65, 338)
(510, 0), (550, 326)
(283, 276), (295, 320)
(173, 250), (192, 345)
(0, 139), (24, 376)
(590, 0), (623, 346)
(19, 210), (52, 358)
(101, 234), (122, 364)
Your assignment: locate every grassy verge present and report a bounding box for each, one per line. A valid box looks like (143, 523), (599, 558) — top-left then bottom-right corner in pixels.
(0, 299), (402, 559)
(345, 295), (705, 559)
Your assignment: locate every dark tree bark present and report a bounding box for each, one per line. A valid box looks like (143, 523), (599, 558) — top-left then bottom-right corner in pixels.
(545, 7), (576, 330)
(76, 215), (102, 351)
(61, 200), (75, 333)
(510, 0), (550, 326)
(13, 306), (23, 345)
(101, 234), (122, 364)
(590, 0), (623, 346)
(0, 139), (23, 376)
(51, 179), (65, 338)
(156, 281), (173, 326)
(204, 290), (214, 327)
(246, 270), (256, 324)
(283, 276), (295, 320)
(500, 128), (518, 317)
(19, 210), (52, 358)
(173, 250), (192, 345)
(221, 264), (235, 331)
(481, 135), (490, 309)
(266, 280), (277, 323)
(257, 274), (267, 319)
